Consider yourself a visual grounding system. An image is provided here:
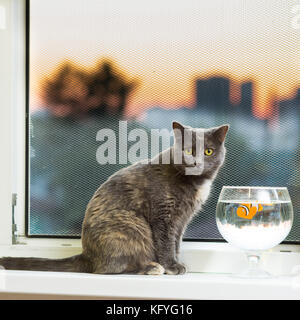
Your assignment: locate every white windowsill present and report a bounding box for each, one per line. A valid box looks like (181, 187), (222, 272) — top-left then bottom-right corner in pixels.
(0, 270), (300, 299)
(0, 241), (300, 299)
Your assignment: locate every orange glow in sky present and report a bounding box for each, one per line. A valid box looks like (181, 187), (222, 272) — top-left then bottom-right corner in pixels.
(30, 0), (300, 119)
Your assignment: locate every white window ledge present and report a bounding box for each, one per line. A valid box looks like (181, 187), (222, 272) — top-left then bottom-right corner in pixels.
(0, 270), (300, 299)
(1, 241), (300, 299)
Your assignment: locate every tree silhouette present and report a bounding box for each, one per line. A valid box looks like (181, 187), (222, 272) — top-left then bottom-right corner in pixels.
(42, 60), (137, 119)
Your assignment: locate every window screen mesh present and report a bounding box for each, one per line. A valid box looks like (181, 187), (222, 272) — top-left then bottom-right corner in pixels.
(29, 0), (300, 242)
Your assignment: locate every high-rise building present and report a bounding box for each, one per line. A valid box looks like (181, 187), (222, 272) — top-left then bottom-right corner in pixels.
(295, 88), (300, 103)
(239, 81), (253, 117)
(196, 77), (230, 111)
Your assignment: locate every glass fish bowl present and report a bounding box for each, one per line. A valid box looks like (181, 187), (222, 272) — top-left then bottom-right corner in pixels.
(216, 186), (293, 278)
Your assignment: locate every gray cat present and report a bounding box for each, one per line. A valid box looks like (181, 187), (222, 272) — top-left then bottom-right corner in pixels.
(0, 121), (229, 275)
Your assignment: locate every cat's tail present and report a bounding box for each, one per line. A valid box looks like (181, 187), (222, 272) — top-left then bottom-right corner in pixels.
(0, 254), (92, 273)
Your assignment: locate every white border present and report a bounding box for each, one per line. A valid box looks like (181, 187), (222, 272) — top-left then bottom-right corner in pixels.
(0, 1), (299, 293)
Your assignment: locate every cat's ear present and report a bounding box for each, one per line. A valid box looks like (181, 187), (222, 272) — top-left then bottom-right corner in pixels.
(172, 121), (185, 141)
(212, 124), (229, 143)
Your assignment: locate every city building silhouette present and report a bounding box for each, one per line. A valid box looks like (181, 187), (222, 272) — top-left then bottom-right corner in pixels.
(196, 77), (230, 111)
(239, 81), (253, 117)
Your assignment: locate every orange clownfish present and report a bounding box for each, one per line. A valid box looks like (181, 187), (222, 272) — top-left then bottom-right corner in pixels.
(236, 203), (264, 220)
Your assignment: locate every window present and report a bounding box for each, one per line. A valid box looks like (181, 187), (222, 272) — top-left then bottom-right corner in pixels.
(27, 0), (300, 243)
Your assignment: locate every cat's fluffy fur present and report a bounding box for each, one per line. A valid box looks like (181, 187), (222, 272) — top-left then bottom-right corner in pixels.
(0, 122), (229, 274)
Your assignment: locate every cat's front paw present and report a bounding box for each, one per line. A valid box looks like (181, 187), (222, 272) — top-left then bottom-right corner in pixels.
(165, 263), (186, 275)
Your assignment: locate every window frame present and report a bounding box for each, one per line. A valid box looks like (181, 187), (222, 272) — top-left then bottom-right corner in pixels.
(0, 0), (299, 272)
(0, 0), (14, 246)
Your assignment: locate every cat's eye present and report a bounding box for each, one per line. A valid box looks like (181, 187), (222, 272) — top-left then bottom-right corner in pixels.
(204, 148), (214, 156)
(184, 148), (193, 155)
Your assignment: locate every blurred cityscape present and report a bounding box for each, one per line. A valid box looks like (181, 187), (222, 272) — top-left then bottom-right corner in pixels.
(29, 61), (300, 242)
(144, 75), (300, 151)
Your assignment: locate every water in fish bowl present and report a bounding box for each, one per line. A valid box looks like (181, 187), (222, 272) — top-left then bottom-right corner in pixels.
(216, 200), (293, 251)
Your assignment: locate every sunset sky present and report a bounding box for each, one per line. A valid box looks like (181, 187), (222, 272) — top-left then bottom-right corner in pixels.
(30, 0), (300, 118)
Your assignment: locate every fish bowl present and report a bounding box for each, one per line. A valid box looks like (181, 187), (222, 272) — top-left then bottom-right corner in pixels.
(216, 186), (293, 278)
